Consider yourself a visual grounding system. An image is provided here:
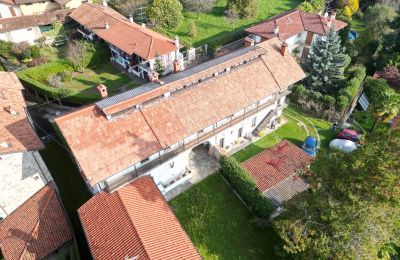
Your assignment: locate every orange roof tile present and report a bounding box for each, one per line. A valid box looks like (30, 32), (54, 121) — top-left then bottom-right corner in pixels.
(69, 3), (177, 60)
(0, 182), (72, 260)
(78, 176), (201, 260)
(55, 38), (306, 186)
(245, 10), (347, 41)
(0, 72), (43, 155)
(54, 105), (162, 186)
(242, 140), (313, 193)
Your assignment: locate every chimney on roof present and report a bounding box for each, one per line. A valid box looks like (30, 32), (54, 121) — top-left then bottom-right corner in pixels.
(97, 84), (108, 99)
(331, 10), (337, 19)
(318, 11), (322, 16)
(173, 60), (181, 73)
(280, 41), (288, 56)
(6, 105), (17, 116)
(274, 25), (279, 35)
(129, 15), (134, 23)
(324, 12), (329, 17)
(244, 37), (254, 47)
(327, 18), (332, 27)
(141, 23), (146, 28)
(102, 0), (107, 8)
(150, 72), (159, 82)
(105, 22), (109, 30)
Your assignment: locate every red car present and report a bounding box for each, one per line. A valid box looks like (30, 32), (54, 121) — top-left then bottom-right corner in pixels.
(337, 129), (362, 142)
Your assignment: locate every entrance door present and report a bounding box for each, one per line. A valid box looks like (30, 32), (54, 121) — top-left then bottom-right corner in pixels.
(238, 127), (243, 138)
(219, 138), (225, 148)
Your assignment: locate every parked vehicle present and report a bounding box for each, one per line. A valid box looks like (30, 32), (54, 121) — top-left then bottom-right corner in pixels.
(337, 129), (362, 142)
(302, 136), (318, 156)
(329, 139), (358, 153)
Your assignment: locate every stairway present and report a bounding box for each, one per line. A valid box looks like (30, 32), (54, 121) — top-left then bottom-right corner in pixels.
(252, 110), (276, 136)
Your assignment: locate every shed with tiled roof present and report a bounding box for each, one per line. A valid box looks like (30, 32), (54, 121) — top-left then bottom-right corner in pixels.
(78, 175), (201, 260)
(242, 140), (313, 206)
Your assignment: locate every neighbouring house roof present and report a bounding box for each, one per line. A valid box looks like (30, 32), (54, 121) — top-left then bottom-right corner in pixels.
(0, 9), (70, 33)
(245, 9), (347, 41)
(55, 38), (306, 187)
(0, 182), (73, 260)
(53, 0), (73, 5)
(69, 3), (177, 60)
(0, 72), (43, 154)
(13, 0), (52, 5)
(242, 140), (313, 206)
(78, 176), (201, 260)
(0, 0), (15, 6)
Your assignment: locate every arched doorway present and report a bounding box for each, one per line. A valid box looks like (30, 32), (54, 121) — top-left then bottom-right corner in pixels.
(188, 142), (220, 183)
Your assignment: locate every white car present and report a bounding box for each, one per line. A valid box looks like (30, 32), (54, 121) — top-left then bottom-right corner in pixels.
(329, 139), (358, 153)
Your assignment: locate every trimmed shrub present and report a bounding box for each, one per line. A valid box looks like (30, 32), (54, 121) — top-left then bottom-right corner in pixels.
(220, 156), (272, 218)
(30, 45), (41, 58)
(60, 71), (72, 82)
(0, 40), (12, 58)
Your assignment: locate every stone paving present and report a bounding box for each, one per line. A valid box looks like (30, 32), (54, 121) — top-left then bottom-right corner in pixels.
(164, 144), (220, 201)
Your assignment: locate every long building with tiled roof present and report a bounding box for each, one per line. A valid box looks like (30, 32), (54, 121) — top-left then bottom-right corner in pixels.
(55, 37), (306, 195)
(69, 2), (182, 79)
(78, 175), (201, 260)
(245, 9), (347, 59)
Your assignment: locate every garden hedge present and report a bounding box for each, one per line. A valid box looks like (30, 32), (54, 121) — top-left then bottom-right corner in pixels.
(219, 156), (272, 218)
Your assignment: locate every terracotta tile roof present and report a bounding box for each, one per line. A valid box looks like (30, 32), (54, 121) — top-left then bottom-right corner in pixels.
(54, 105), (162, 186)
(0, 182), (73, 260)
(55, 38), (306, 186)
(245, 10), (347, 41)
(0, 9), (70, 33)
(69, 3), (177, 60)
(0, 0), (15, 5)
(0, 72), (43, 155)
(78, 176), (201, 260)
(242, 140), (313, 193)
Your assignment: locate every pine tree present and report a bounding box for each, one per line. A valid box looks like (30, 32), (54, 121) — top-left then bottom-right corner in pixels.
(303, 27), (350, 94)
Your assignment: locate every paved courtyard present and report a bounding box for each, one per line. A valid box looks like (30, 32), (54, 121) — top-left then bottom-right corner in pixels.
(164, 144), (220, 201)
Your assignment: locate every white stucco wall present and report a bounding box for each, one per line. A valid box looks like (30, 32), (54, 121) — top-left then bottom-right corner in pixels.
(0, 27), (42, 44)
(0, 151), (52, 219)
(19, 1), (60, 15)
(64, 0), (83, 9)
(0, 3), (21, 18)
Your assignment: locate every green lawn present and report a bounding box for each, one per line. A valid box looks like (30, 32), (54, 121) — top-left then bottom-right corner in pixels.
(233, 105), (335, 162)
(39, 141), (92, 259)
(159, 0), (301, 47)
(170, 173), (280, 259)
(63, 63), (135, 97)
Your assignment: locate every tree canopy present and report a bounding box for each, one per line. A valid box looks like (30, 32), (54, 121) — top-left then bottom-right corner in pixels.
(273, 128), (400, 259)
(147, 0), (183, 28)
(365, 4), (398, 41)
(303, 27), (350, 94)
(227, 0), (258, 19)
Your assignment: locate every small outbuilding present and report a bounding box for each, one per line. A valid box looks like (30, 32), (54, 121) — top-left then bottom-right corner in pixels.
(242, 140), (313, 207)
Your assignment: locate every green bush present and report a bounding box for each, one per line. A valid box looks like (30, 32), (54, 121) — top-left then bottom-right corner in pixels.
(17, 72), (71, 99)
(59, 71), (72, 82)
(0, 40), (12, 58)
(220, 157), (272, 218)
(30, 45), (41, 58)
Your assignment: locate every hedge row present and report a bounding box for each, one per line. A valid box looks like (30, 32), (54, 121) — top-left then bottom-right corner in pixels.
(337, 64), (367, 108)
(219, 156), (273, 218)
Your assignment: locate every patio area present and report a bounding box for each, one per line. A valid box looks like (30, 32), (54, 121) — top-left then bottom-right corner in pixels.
(164, 144), (220, 201)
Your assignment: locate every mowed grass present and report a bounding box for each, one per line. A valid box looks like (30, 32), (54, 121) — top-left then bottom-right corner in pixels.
(233, 105), (335, 162)
(39, 141), (92, 259)
(63, 63), (136, 97)
(170, 173), (280, 259)
(350, 16), (366, 32)
(159, 0), (301, 47)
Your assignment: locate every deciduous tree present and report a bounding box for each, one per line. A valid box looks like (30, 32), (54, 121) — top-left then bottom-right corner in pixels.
(273, 128), (400, 259)
(147, 0), (183, 28)
(365, 4), (397, 41)
(227, 0), (257, 19)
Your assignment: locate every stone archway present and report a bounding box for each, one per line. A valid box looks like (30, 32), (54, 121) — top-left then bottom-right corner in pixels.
(188, 142), (220, 184)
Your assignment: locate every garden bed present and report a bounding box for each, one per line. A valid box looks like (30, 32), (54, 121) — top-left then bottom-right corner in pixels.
(17, 61), (136, 104)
